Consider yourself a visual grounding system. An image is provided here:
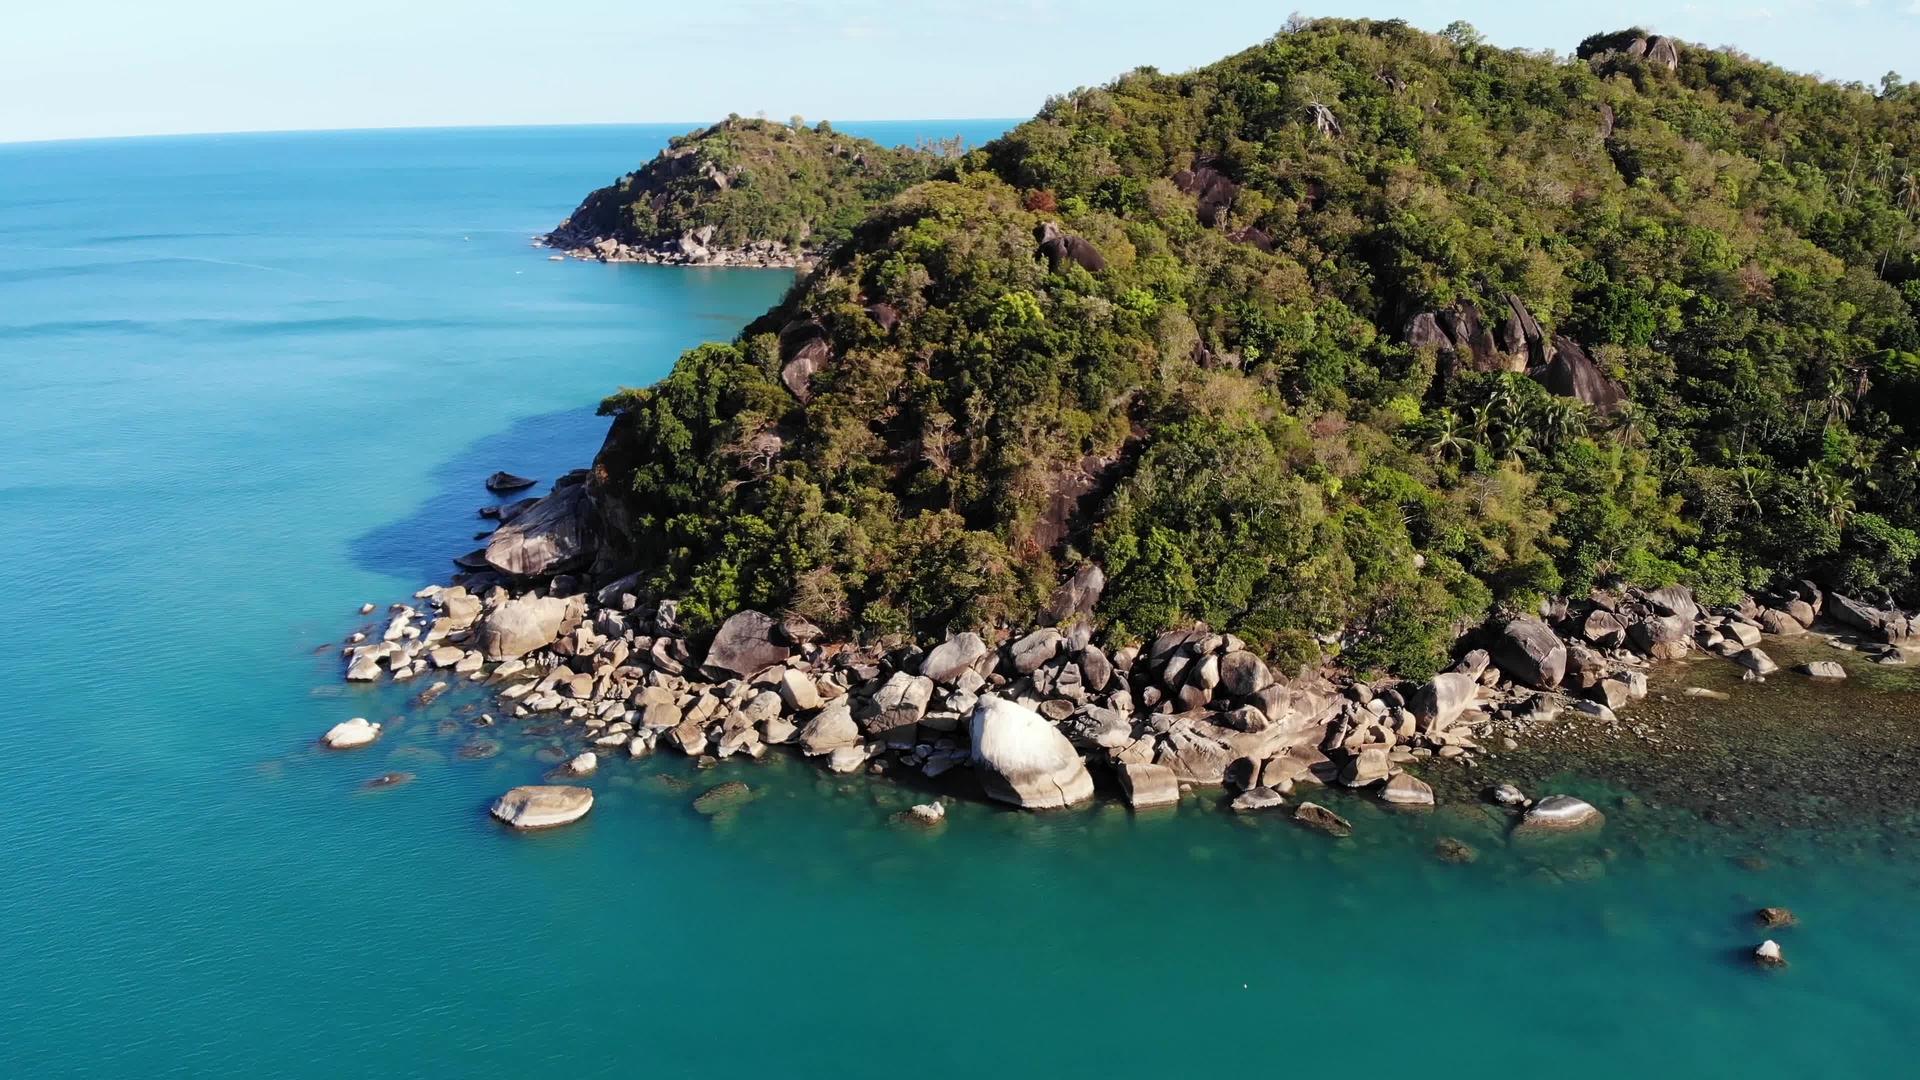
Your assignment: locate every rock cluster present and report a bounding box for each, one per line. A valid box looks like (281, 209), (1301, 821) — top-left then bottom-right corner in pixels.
(543, 224), (806, 269)
(344, 474), (1914, 824)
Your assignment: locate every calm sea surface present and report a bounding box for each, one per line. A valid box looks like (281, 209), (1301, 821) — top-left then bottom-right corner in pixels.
(2, 124), (1917, 1077)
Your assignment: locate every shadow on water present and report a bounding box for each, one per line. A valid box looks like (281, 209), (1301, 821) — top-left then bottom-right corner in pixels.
(347, 404), (607, 584)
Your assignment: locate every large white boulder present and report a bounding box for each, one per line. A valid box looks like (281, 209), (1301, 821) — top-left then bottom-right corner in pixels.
(321, 717), (380, 749)
(490, 785), (593, 829)
(967, 696), (1093, 810)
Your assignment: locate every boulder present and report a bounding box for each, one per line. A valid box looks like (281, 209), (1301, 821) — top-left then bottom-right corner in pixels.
(1217, 650), (1272, 698)
(1723, 621), (1763, 648)
(968, 696), (1094, 810)
(484, 471), (538, 493)
(921, 632), (990, 684)
(484, 483), (593, 577)
(1292, 802), (1352, 838)
(1797, 660), (1846, 680)
(321, 717), (380, 749)
(1407, 672), (1479, 731)
(1230, 786), (1287, 813)
(1340, 747), (1392, 787)
(1379, 772), (1435, 808)
(1491, 616), (1567, 689)
(692, 781), (753, 815)
(1828, 593), (1918, 644)
(867, 671), (934, 743)
(1045, 562), (1106, 624)
(490, 785), (593, 829)
(563, 751), (598, 776)
(1580, 609), (1626, 648)
(1520, 794), (1602, 831)
(1008, 629), (1063, 674)
(1753, 940), (1785, 968)
(1732, 647), (1778, 676)
(1628, 614), (1690, 660)
(797, 699), (860, 756)
(1646, 585), (1699, 622)
(702, 610), (791, 679)
(1531, 335), (1624, 410)
(476, 594), (583, 661)
(1757, 608), (1804, 636)
(1115, 762), (1180, 810)
(775, 668), (822, 712)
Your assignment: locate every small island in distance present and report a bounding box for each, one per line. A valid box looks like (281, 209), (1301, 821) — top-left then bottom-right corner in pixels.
(341, 19), (1919, 852)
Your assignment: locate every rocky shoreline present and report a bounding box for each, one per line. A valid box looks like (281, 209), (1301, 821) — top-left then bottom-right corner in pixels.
(537, 224), (810, 269)
(329, 473), (1920, 837)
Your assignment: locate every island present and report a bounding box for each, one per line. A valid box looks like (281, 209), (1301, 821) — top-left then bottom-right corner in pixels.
(346, 18), (1920, 826)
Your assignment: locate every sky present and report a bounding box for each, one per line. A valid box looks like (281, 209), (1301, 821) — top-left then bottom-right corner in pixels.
(3, 0), (1919, 143)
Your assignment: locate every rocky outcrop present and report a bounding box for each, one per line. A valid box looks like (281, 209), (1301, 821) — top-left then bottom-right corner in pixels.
(1531, 336), (1625, 411)
(490, 785), (594, 829)
(968, 696), (1094, 809)
(1035, 221), (1106, 273)
(484, 482), (594, 578)
(485, 471), (537, 493)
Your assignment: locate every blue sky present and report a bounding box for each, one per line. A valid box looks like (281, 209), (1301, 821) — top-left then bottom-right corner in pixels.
(4, 0), (1918, 142)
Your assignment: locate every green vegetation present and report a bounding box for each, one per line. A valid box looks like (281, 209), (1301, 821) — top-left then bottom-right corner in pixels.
(590, 19), (1920, 679)
(550, 116), (954, 254)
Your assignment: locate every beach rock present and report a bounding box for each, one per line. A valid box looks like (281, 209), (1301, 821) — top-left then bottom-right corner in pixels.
(563, 751), (597, 776)
(1758, 608), (1805, 636)
(1733, 647), (1778, 676)
(1521, 794), (1602, 831)
(1753, 940), (1785, 968)
(345, 651), (384, 681)
(1379, 772), (1435, 808)
(1798, 660), (1847, 680)
(1491, 616), (1567, 689)
(476, 594), (583, 661)
(1489, 782), (1529, 808)
(921, 632), (989, 684)
(1230, 786), (1286, 812)
(321, 717), (380, 749)
(797, 699), (860, 755)
(484, 471), (537, 493)
(1756, 907), (1797, 929)
(667, 717), (709, 756)
(1340, 747), (1392, 787)
(1292, 802), (1352, 838)
(826, 745), (870, 773)
(483, 483), (593, 577)
(490, 785), (592, 829)
(702, 610), (791, 678)
(968, 696), (1094, 810)
(867, 671), (934, 743)
(1115, 762), (1180, 809)
(905, 801), (946, 826)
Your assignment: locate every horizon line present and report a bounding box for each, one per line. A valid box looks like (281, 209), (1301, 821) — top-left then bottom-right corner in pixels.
(0, 116), (1027, 150)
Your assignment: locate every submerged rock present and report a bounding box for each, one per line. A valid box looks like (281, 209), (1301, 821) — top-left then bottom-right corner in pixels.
(360, 771), (414, 790)
(1520, 794), (1603, 831)
(490, 785), (593, 829)
(1756, 906), (1797, 929)
(1292, 801), (1352, 838)
(692, 781), (753, 815)
(1434, 837), (1478, 863)
(967, 696), (1094, 810)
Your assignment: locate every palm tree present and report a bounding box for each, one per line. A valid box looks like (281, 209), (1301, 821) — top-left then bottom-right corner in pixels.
(1899, 172), (1920, 219)
(1536, 398), (1588, 450)
(1803, 465), (1856, 530)
(1426, 410), (1476, 463)
(1823, 366), (1856, 429)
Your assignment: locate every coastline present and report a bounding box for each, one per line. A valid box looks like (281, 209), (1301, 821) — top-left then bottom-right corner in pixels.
(333, 472), (1920, 837)
(537, 226), (812, 270)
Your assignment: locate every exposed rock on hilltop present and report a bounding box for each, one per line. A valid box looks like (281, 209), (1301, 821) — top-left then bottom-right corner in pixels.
(543, 117), (953, 267)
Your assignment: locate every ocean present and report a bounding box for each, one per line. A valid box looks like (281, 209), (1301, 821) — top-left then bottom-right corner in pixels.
(1, 123), (1915, 1078)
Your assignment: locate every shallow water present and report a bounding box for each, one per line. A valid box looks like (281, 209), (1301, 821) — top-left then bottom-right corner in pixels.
(3, 125), (1918, 1078)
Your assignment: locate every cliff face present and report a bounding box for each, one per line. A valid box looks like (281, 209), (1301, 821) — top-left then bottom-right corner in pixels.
(545, 117), (948, 266)
(581, 18), (1920, 679)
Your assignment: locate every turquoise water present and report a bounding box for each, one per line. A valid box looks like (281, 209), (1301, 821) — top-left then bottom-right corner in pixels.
(3, 125), (1917, 1077)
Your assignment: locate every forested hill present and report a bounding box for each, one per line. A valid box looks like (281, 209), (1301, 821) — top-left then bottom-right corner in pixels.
(587, 18), (1920, 679)
(544, 117), (952, 264)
